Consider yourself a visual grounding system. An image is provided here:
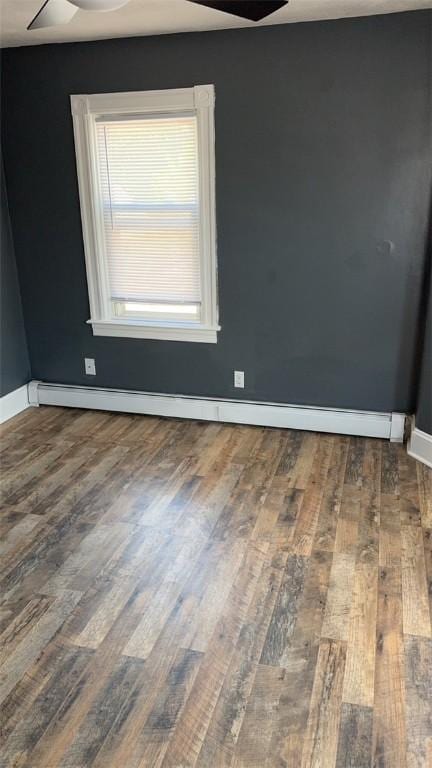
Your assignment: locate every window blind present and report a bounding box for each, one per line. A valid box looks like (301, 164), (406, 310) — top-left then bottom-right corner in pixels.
(95, 114), (201, 310)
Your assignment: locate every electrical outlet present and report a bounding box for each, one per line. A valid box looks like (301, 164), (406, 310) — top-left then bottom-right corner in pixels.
(234, 370), (244, 388)
(85, 358), (96, 376)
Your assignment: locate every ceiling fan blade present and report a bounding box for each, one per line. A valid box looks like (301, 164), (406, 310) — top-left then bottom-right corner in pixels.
(27, 0), (78, 30)
(69, 0), (130, 10)
(188, 1), (288, 22)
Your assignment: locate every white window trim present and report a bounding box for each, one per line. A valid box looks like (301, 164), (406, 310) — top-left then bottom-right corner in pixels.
(70, 85), (219, 343)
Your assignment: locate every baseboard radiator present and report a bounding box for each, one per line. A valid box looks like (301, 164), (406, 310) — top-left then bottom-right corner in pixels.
(27, 380), (405, 441)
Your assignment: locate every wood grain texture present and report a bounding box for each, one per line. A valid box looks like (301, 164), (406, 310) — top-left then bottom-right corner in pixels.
(342, 564), (378, 707)
(0, 406), (431, 767)
(372, 567), (407, 768)
(401, 524), (431, 638)
(260, 553), (307, 666)
(404, 635), (432, 768)
(321, 553), (355, 641)
(266, 549), (333, 766)
(336, 702), (373, 768)
(301, 639), (347, 768)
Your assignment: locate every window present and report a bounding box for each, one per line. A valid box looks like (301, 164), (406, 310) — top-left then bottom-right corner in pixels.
(70, 85), (218, 342)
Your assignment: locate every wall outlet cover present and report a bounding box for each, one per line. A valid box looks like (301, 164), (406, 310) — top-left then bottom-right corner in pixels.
(85, 358), (96, 375)
(234, 370), (245, 388)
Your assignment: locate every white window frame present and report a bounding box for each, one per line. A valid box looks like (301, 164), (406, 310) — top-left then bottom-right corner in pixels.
(70, 85), (219, 343)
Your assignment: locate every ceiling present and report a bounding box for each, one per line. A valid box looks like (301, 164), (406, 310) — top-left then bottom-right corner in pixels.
(0, 0), (430, 48)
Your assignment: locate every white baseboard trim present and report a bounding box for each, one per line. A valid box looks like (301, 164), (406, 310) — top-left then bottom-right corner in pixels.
(408, 425), (432, 468)
(29, 380), (405, 441)
(0, 384), (30, 424)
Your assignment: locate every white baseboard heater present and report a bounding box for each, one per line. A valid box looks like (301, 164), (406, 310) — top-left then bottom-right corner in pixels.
(28, 380), (405, 441)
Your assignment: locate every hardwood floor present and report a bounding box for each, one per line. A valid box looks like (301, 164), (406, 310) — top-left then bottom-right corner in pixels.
(0, 405), (431, 768)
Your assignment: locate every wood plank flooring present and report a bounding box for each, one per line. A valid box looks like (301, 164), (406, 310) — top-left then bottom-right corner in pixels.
(0, 405), (431, 768)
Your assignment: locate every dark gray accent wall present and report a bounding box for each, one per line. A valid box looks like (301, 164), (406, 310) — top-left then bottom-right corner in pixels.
(0, 152), (30, 397)
(416, 260), (432, 434)
(1, 11), (431, 411)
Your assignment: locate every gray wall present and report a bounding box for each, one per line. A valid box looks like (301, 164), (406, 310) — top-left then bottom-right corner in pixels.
(416, 259), (432, 434)
(1, 10), (431, 411)
(0, 152), (30, 397)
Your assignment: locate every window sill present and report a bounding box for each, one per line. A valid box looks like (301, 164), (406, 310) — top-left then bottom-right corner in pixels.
(87, 319), (219, 343)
